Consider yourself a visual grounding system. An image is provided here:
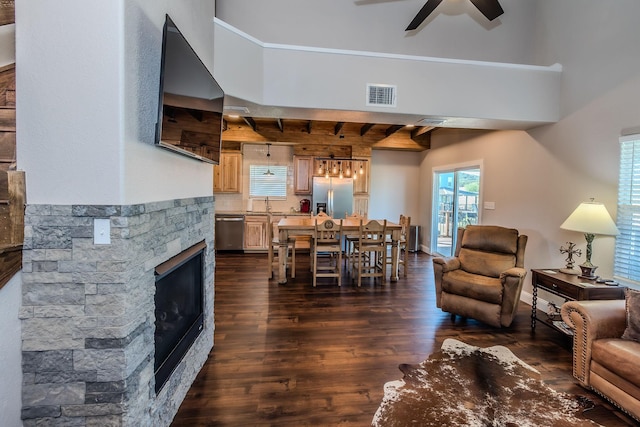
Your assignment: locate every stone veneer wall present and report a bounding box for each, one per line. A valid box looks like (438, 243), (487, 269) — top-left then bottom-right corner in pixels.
(20, 197), (215, 427)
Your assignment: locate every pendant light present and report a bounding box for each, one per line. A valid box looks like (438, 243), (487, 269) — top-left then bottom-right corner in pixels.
(264, 143), (274, 176)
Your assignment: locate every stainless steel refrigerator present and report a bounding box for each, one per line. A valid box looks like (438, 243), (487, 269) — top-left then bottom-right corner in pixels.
(312, 177), (353, 219)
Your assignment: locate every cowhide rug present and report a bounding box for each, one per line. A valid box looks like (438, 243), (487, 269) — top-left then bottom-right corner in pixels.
(372, 339), (602, 427)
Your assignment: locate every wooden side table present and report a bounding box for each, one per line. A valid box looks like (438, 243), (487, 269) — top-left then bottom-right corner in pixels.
(531, 269), (626, 335)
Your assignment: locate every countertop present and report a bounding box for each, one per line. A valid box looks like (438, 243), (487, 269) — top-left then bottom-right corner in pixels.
(215, 211), (312, 217)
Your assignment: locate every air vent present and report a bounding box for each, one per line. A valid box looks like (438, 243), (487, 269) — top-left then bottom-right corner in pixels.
(366, 84), (397, 107)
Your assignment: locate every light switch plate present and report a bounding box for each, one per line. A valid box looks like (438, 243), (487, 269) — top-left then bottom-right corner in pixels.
(94, 218), (111, 245)
(484, 201), (496, 210)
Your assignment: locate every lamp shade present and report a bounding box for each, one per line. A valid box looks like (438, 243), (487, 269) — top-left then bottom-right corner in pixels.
(560, 201), (619, 236)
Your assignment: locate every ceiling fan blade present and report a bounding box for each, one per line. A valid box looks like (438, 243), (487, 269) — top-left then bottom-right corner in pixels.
(405, 0), (444, 31)
(468, 0), (504, 21)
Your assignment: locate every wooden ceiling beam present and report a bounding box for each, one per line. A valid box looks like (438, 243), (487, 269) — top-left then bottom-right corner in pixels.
(410, 125), (434, 148)
(411, 125), (434, 139)
(334, 122), (345, 135)
(385, 124), (404, 137)
(243, 116), (257, 132)
(360, 123), (375, 136)
(221, 118), (432, 151)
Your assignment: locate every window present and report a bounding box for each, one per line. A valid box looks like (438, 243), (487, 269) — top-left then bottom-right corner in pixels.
(614, 135), (640, 284)
(431, 164), (481, 256)
(249, 165), (287, 198)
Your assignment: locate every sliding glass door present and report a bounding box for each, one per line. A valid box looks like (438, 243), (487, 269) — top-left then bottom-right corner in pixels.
(432, 166), (481, 256)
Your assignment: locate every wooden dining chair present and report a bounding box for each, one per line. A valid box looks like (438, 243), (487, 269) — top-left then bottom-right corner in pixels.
(267, 216), (296, 279)
(391, 215), (411, 277)
(344, 212), (365, 271)
(397, 215), (411, 277)
(351, 219), (387, 287)
(312, 218), (343, 287)
(379, 214), (410, 278)
(308, 211), (330, 262)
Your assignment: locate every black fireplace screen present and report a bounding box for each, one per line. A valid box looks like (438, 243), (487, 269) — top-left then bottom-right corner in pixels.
(154, 240), (206, 393)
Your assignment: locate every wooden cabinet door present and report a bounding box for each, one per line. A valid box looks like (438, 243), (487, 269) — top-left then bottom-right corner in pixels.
(213, 152), (242, 193)
(244, 215), (268, 250)
(354, 196), (369, 217)
(294, 156), (313, 194)
(353, 159), (369, 194)
(222, 152), (242, 192)
(213, 163), (223, 193)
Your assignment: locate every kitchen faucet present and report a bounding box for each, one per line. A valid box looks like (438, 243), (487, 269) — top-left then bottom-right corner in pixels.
(265, 196), (271, 212)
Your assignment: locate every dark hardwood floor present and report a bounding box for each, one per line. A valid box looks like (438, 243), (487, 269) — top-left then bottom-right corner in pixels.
(171, 251), (637, 426)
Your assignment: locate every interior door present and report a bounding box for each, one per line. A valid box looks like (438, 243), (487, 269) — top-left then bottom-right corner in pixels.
(431, 167), (480, 256)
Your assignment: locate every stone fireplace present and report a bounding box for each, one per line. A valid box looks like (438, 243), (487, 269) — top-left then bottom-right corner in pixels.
(20, 197), (215, 426)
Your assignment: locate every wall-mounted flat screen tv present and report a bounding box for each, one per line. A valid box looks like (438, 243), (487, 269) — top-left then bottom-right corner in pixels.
(155, 14), (224, 164)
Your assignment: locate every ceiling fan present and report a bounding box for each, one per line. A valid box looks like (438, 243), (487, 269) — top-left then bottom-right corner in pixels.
(406, 0), (504, 31)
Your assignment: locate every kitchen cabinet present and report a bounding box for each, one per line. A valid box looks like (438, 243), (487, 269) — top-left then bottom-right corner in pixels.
(354, 196), (369, 217)
(353, 158), (370, 195)
(243, 215), (268, 250)
(243, 214), (285, 251)
(294, 155), (313, 195)
(213, 151), (242, 193)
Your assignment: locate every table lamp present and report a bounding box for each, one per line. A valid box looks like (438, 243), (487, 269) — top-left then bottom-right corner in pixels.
(560, 199), (619, 279)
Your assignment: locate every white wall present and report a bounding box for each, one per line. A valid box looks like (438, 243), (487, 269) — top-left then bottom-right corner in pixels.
(216, 0), (539, 65)
(122, 0), (217, 204)
(417, 1), (640, 286)
(420, 79), (639, 285)
(213, 18), (560, 129)
(0, 273), (23, 427)
(16, 0), (216, 206)
(369, 150), (421, 223)
(531, 0), (640, 116)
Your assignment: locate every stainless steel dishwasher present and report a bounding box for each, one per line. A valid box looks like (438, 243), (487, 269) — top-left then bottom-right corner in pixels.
(215, 214), (245, 251)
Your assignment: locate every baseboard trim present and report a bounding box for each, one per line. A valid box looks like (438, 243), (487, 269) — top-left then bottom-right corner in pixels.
(520, 290), (550, 313)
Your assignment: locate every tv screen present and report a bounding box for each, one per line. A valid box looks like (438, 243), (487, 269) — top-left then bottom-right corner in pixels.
(155, 14), (224, 164)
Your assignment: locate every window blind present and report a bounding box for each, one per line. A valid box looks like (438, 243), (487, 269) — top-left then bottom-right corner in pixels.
(614, 135), (640, 283)
(249, 165), (287, 198)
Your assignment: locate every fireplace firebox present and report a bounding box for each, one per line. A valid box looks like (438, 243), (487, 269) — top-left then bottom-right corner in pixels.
(154, 240), (206, 393)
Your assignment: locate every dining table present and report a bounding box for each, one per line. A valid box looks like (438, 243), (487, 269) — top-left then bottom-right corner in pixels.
(276, 216), (402, 285)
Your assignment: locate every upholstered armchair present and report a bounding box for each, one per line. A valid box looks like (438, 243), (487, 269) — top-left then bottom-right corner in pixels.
(561, 298), (640, 421)
(432, 225), (528, 328)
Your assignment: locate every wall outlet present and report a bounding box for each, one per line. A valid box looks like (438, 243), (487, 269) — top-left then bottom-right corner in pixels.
(94, 218), (111, 245)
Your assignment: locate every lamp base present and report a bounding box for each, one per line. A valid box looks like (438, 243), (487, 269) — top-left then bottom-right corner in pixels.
(559, 267), (580, 275)
(578, 264), (598, 280)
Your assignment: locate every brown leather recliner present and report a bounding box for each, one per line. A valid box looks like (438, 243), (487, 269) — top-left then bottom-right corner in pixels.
(432, 225), (528, 328)
(561, 300), (640, 422)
